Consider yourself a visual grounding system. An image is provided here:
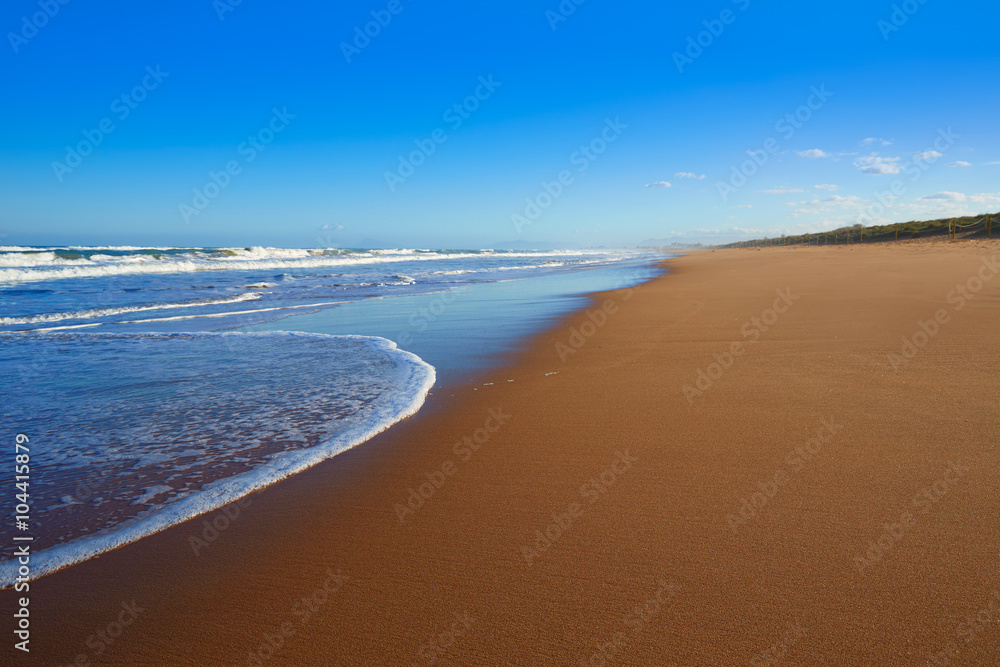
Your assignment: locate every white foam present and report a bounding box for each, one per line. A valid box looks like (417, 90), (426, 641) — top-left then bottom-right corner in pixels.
(0, 251), (61, 267)
(63, 246), (196, 251)
(0, 293), (263, 326)
(15, 300), (346, 332)
(0, 248), (634, 285)
(431, 259), (606, 276)
(132, 486), (173, 506)
(0, 331), (435, 587)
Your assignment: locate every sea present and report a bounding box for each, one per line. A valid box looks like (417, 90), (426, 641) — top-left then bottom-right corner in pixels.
(0, 246), (665, 584)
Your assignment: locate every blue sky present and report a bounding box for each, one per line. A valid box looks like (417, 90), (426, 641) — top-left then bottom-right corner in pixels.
(1, 0), (998, 248)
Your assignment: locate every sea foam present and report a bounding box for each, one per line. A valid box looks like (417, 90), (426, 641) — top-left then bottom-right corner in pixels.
(0, 331), (435, 587)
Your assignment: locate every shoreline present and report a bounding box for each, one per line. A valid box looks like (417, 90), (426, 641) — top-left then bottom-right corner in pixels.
(0, 332), (437, 589)
(0, 257), (662, 589)
(6, 240), (1000, 665)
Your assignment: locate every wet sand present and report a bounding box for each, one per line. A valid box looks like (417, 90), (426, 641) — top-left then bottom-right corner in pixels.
(7, 239), (1000, 665)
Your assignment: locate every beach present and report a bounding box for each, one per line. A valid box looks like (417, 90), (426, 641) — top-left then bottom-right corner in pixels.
(8, 240), (1000, 665)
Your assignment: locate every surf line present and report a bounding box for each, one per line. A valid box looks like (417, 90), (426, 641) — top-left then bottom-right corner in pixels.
(5, 300), (349, 333)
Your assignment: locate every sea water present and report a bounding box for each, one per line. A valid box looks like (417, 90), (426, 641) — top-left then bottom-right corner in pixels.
(0, 246), (664, 583)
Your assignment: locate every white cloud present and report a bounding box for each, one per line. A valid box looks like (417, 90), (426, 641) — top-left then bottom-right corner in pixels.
(914, 151), (943, 161)
(644, 181), (671, 188)
(760, 187), (804, 194)
(854, 154), (902, 175)
(674, 172), (706, 180)
(735, 204), (752, 209)
(797, 149), (830, 158)
(814, 184), (838, 191)
(861, 137), (893, 146)
(693, 221), (848, 239)
(946, 161), (972, 168)
(883, 192), (1000, 222)
(922, 192), (965, 201)
(920, 191), (1000, 204)
(786, 194), (865, 218)
(985, 161), (1000, 166)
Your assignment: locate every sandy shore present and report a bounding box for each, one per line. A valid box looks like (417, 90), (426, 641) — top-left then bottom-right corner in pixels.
(7, 240), (1000, 665)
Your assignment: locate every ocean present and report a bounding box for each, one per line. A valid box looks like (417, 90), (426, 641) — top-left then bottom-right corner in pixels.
(0, 246), (664, 584)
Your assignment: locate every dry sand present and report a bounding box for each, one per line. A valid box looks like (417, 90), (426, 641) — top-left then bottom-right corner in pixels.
(7, 240), (1000, 665)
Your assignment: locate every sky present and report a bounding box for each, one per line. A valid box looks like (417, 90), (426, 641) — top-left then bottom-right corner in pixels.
(1, 0), (999, 248)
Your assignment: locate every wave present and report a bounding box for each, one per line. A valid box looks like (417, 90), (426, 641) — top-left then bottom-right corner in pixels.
(0, 246), (204, 252)
(13, 300), (349, 332)
(0, 251), (61, 267)
(0, 331), (436, 587)
(0, 293), (263, 326)
(431, 258), (606, 276)
(0, 248), (626, 285)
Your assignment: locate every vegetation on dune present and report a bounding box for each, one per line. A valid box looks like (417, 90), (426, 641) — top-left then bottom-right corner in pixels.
(721, 212), (999, 248)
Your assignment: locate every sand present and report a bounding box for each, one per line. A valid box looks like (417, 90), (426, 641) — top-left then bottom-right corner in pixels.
(7, 240), (1000, 665)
